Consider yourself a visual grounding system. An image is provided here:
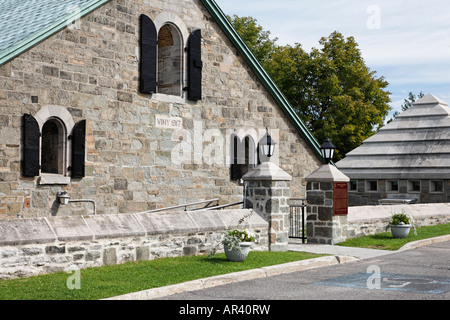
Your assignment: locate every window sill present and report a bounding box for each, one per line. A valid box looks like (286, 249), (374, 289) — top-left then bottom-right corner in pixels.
(152, 93), (186, 104)
(38, 174), (70, 185)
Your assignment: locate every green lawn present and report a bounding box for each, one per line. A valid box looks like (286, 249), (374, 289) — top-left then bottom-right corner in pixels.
(0, 251), (323, 300)
(337, 223), (450, 251)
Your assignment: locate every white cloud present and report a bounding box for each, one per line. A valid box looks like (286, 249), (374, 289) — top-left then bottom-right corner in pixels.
(215, 0), (450, 104)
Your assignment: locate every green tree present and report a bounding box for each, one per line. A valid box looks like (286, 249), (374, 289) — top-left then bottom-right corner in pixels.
(228, 15), (278, 65)
(229, 15), (391, 161)
(265, 32), (391, 160)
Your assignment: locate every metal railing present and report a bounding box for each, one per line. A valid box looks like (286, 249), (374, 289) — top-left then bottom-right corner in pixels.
(136, 198), (244, 214)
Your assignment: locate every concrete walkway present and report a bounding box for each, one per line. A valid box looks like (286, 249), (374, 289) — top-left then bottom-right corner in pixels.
(289, 234), (450, 259)
(105, 235), (450, 300)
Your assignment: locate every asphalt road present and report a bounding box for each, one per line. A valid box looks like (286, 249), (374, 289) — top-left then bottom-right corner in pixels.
(161, 241), (450, 301)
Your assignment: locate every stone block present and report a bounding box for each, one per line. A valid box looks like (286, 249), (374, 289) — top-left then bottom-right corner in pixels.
(103, 248), (117, 265)
(83, 214), (145, 239)
(0, 218), (56, 246)
(135, 211), (198, 235)
(45, 246), (66, 254)
(46, 216), (93, 241)
(114, 178), (128, 190)
(217, 209), (268, 229)
(136, 246), (150, 261)
(318, 206), (333, 221)
(188, 210), (227, 231)
(307, 191), (324, 205)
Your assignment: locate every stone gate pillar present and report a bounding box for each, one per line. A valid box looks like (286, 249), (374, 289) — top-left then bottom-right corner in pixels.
(242, 162), (292, 251)
(305, 164), (350, 244)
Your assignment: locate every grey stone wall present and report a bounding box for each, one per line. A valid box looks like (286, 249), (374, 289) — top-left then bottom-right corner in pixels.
(347, 203), (450, 239)
(0, 0), (321, 219)
(0, 209), (269, 279)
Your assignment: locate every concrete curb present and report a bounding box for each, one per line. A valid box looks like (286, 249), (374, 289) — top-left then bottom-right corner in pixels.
(104, 255), (359, 300)
(397, 234), (450, 252)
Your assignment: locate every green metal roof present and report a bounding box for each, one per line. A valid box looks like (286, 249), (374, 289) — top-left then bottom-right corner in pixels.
(0, 0), (324, 162)
(0, 0), (110, 66)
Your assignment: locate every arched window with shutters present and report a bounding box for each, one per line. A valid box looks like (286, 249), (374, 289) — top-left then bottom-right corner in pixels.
(139, 13), (202, 101)
(230, 135), (257, 181)
(22, 106), (85, 184)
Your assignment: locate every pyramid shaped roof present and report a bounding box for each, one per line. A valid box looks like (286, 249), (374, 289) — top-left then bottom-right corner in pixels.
(337, 94), (450, 179)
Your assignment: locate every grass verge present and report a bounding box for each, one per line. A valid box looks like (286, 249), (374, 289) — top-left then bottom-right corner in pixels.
(0, 251), (324, 300)
(337, 223), (450, 251)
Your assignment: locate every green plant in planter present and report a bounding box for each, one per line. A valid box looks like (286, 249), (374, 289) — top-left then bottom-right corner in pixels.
(222, 229), (256, 253)
(386, 211), (417, 237)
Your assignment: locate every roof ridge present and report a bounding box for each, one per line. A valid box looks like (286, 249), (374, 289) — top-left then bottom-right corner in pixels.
(413, 93), (448, 106)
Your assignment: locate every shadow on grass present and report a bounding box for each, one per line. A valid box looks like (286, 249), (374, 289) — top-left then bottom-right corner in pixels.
(201, 256), (229, 264)
(370, 233), (395, 240)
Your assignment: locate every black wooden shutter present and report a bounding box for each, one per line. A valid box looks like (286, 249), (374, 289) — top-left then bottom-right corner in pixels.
(71, 120), (86, 178)
(230, 136), (242, 180)
(22, 114), (40, 177)
(140, 14), (157, 94)
(187, 29), (203, 101)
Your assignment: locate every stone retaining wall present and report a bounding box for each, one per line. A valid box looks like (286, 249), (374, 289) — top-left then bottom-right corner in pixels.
(347, 203), (450, 238)
(0, 209), (268, 279)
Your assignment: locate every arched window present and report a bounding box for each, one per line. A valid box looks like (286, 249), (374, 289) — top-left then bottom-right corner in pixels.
(230, 135), (257, 180)
(139, 13), (202, 101)
(157, 24), (183, 96)
(22, 106), (86, 184)
(41, 118), (66, 174)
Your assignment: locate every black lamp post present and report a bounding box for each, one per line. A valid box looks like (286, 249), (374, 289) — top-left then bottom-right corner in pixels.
(260, 128), (276, 158)
(321, 136), (336, 164)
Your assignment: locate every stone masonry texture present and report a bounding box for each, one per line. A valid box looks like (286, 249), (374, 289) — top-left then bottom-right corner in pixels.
(0, 0), (321, 219)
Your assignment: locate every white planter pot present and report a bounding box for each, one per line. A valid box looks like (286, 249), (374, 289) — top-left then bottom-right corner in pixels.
(389, 224), (411, 238)
(224, 242), (253, 262)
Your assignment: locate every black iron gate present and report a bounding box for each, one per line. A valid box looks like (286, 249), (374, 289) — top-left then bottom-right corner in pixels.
(289, 198), (307, 243)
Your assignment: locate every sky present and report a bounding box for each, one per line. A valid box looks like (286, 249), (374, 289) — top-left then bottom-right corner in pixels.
(214, 0), (450, 119)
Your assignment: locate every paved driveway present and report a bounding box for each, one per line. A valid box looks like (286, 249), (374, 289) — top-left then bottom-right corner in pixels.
(162, 241), (450, 300)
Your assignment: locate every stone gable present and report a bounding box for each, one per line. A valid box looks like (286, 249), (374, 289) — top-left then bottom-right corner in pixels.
(0, 0), (321, 219)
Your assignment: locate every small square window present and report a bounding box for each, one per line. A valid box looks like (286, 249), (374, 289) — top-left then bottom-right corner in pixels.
(430, 181), (444, 193)
(408, 180), (421, 192)
(366, 180), (378, 192)
(349, 180), (357, 192)
(387, 180), (399, 192)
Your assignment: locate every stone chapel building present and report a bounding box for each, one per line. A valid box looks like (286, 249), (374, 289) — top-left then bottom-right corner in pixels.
(0, 0), (324, 219)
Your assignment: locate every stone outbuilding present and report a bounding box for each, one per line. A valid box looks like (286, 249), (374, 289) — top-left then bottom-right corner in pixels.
(0, 0), (324, 219)
(337, 94), (450, 205)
